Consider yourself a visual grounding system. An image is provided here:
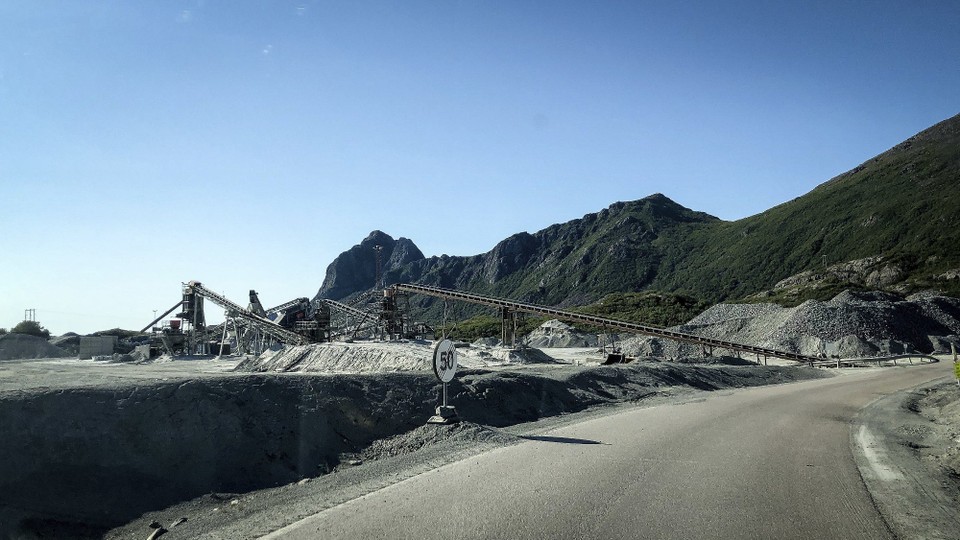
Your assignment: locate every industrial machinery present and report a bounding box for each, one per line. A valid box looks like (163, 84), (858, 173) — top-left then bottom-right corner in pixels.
(142, 281), (332, 357)
(266, 297), (331, 343)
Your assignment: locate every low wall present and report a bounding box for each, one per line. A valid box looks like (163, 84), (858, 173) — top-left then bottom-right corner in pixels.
(78, 336), (117, 359)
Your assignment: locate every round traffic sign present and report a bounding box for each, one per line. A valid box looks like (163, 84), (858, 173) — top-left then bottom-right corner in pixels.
(432, 339), (458, 383)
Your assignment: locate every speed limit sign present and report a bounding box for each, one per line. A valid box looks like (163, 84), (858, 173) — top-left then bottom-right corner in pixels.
(432, 339), (458, 383)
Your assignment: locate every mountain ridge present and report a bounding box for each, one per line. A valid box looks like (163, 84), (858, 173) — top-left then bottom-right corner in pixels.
(315, 112), (960, 310)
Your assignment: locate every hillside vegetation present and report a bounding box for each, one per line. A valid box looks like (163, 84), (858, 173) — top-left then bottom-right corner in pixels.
(653, 113), (960, 300)
(436, 291), (707, 342)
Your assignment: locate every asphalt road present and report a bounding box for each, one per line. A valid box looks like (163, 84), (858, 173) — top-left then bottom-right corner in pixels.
(267, 362), (952, 540)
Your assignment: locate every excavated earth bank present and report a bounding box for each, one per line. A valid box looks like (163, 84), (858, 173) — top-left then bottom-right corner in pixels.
(0, 359), (825, 539)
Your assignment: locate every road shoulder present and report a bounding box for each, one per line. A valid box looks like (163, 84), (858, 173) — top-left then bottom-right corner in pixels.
(852, 378), (960, 539)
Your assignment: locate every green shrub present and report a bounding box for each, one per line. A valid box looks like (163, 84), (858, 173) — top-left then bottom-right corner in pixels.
(11, 320), (50, 339)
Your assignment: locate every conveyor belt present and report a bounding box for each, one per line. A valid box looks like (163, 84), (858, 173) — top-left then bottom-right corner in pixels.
(319, 298), (373, 320)
(139, 300), (184, 333)
(320, 298), (379, 338)
(393, 283), (819, 364)
(186, 282), (309, 345)
(266, 297), (307, 314)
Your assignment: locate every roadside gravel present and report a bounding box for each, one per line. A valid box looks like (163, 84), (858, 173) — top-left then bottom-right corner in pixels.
(852, 374), (960, 539)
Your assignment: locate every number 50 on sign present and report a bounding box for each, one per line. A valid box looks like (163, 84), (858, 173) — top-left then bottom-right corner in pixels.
(433, 339), (458, 383)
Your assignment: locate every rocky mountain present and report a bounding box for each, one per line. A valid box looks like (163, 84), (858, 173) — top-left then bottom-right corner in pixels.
(315, 231), (424, 300)
(316, 112), (960, 310)
(316, 194), (718, 309)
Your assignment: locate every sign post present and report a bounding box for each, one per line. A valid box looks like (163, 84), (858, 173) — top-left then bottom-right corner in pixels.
(428, 339), (460, 424)
(954, 343), (959, 386)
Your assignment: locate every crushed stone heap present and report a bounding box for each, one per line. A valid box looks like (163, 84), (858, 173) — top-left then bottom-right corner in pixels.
(0, 334), (71, 361)
(620, 291), (960, 359)
(236, 340), (559, 374)
(522, 319), (599, 348)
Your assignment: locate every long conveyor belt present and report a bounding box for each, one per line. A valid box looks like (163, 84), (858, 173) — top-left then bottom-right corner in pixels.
(319, 298), (374, 320)
(393, 283), (819, 364)
(187, 282), (310, 345)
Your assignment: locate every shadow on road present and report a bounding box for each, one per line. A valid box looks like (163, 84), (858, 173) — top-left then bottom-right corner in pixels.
(518, 435), (606, 445)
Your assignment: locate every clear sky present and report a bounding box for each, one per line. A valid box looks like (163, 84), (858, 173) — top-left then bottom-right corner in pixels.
(1, 1), (958, 334)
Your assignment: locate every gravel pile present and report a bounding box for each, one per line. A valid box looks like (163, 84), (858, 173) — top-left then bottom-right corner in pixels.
(620, 291), (960, 359)
(238, 342), (436, 373)
(237, 341), (559, 373)
(0, 334), (71, 361)
(49, 333), (81, 355)
(522, 320), (599, 348)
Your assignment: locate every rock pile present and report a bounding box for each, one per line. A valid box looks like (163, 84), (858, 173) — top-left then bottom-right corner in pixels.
(620, 291), (960, 359)
(238, 342), (434, 373)
(0, 334), (71, 361)
(49, 333), (81, 355)
(522, 319), (598, 348)
(236, 340), (558, 373)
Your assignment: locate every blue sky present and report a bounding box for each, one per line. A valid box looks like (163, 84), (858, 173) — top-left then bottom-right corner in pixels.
(2, 1), (958, 334)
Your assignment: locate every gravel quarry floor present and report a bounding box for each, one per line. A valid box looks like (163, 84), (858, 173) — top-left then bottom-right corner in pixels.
(0, 349), (827, 540)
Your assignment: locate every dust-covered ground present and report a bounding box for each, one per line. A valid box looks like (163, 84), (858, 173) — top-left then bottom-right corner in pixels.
(0, 350), (827, 540)
(853, 374), (960, 539)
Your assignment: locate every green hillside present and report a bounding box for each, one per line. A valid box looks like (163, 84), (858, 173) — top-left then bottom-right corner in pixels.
(651, 112), (960, 301)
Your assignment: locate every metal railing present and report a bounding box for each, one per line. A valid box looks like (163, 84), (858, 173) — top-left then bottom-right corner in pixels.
(809, 354), (940, 368)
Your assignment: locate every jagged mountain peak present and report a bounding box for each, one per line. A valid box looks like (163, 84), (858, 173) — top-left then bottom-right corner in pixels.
(317, 193), (717, 303)
(315, 231), (425, 300)
(360, 230), (395, 246)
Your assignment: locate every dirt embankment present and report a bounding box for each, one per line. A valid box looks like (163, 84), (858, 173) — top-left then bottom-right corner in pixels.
(907, 381), (960, 479)
(0, 362), (825, 538)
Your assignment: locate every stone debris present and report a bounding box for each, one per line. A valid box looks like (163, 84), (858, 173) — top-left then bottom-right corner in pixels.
(619, 291), (960, 359)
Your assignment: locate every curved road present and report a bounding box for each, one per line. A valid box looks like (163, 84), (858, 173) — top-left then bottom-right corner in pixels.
(268, 361), (952, 539)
